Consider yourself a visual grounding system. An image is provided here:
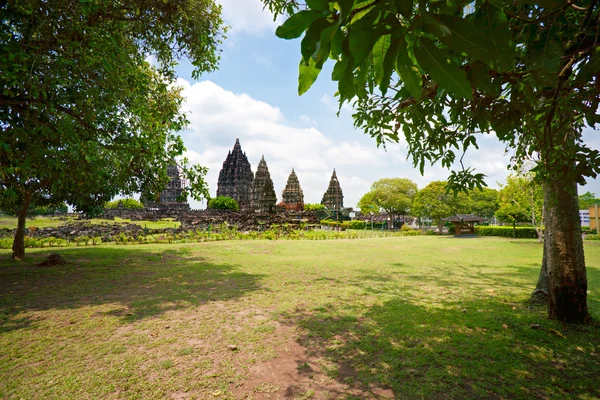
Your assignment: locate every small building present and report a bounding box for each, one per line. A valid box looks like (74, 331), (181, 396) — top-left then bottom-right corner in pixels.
(442, 214), (486, 236)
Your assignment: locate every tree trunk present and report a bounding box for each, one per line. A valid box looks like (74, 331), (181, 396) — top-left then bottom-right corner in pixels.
(544, 178), (590, 323)
(530, 248), (548, 305)
(513, 221), (516, 238)
(437, 221), (444, 234)
(12, 192), (31, 260)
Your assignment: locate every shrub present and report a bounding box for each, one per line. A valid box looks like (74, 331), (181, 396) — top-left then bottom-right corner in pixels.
(474, 226), (538, 238)
(349, 220), (365, 230)
(208, 196), (240, 211)
(304, 203), (325, 211)
(106, 198), (144, 210)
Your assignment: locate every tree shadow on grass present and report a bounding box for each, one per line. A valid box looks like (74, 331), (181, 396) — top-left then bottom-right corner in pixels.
(280, 262), (600, 399)
(284, 296), (600, 400)
(0, 246), (265, 333)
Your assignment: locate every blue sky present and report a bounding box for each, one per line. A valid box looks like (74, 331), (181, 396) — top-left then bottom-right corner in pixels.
(174, 0), (600, 209)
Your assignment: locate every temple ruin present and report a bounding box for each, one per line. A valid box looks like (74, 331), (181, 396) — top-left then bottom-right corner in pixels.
(213, 139), (345, 213)
(142, 163), (189, 209)
(216, 138), (254, 206)
(321, 169), (344, 211)
(250, 156), (277, 213)
(282, 168), (304, 209)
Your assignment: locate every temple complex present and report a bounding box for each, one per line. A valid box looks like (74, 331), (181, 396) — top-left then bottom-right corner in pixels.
(321, 169), (344, 211)
(216, 139), (254, 206)
(250, 156), (277, 213)
(282, 168), (304, 209)
(214, 139), (345, 213)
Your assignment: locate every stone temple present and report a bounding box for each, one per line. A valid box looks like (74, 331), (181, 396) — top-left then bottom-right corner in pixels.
(142, 163), (189, 209)
(215, 139), (345, 213)
(321, 169), (344, 211)
(216, 138), (254, 206)
(282, 168), (304, 209)
(250, 156), (277, 213)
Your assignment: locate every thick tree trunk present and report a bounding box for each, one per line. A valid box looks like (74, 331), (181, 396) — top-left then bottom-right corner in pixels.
(437, 221), (444, 234)
(12, 193), (31, 260)
(530, 249), (548, 305)
(544, 178), (590, 323)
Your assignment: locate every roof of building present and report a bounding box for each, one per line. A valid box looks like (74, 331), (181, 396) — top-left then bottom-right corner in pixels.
(442, 214), (486, 223)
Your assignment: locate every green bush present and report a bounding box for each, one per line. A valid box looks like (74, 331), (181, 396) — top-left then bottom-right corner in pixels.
(207, 196), (239, 211)
(304, 203), (325, 211)
(106, 198), (144, 210)
(349, 220), (365, 230)
(584, 234), (600, 240)
(474, 226), (539, 238)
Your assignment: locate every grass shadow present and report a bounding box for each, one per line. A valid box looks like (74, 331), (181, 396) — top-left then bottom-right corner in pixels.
(0, 246), (265, 332)
(284, 296), (600, 399)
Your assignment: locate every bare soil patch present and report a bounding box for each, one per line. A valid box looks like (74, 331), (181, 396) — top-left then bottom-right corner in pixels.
(232, 325), (393, 399)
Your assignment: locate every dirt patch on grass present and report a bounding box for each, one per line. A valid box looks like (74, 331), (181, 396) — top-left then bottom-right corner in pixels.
(231, 325), (393, 399)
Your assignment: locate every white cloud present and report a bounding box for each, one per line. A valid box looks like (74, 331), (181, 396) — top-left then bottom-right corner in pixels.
(177, 79), (519, 210)
(217, 0), (280, 36)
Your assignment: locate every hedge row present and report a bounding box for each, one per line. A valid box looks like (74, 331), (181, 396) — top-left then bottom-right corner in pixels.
(474, 226), (539, 238)
(320, 220), (387, 229)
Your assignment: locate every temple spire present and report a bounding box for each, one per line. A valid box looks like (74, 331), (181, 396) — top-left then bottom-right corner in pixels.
(216, 139), (253, 205)
(282, 168), (304, 210)
(321, 169), (344, 211)
(251, 156), (277, 212)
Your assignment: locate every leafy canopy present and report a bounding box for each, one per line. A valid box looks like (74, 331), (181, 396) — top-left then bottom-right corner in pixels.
(0, 0), (224, 216)
(264, 0), (600, 191)
(578, 192), (600, 210)
(358, 178), (417, 215)
(412, 181), (460, 224)
(496, 173), (543, 224)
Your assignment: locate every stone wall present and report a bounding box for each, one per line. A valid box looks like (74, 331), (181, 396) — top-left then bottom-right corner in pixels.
(0, 209), (321, 240)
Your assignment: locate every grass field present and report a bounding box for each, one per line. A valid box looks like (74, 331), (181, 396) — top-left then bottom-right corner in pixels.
(1, 237), (599, 399)
(0, 216), (180, 230)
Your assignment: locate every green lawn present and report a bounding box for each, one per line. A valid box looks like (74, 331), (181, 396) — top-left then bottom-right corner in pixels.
(1, 237), (599, 399)
(0, 216), (180, 230)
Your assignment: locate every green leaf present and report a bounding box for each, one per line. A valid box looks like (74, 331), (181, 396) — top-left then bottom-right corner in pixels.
(576, 56), (600, 84)
(301, 19), (332, 63)
(380, 34), (402, 95)
(396, 40), (422, 99)
(373, 35), (391, 86)
(394, 0), (413, 18)
(466, 61), (500, 97)
(332, 57), (350, 81)
(315, 40), (331, 69)
(299, 57), (322, 95)
(473, 2), (512, 71)
(330, 28), (345, 58)
(306, 0), (330, 12)
(338, 65), (356, 104)
(349, 20), (377, 67)
(276, 10), (323, 40)
(414, 38), (472, 99)
(337, 0), (355, 24)
(423, 13), (501, 66)
(526, 38), (563, 72)
(351, 5), (377, 23)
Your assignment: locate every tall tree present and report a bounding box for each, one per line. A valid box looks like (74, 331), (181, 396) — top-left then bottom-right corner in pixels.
(412, 181), (460, 233)
(462, 188), (499, 220)
(358, 178), (417, 228)
(1, 0), (224, 259)
(496, 174), (543, 239)
(263, 0), (597, 323)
